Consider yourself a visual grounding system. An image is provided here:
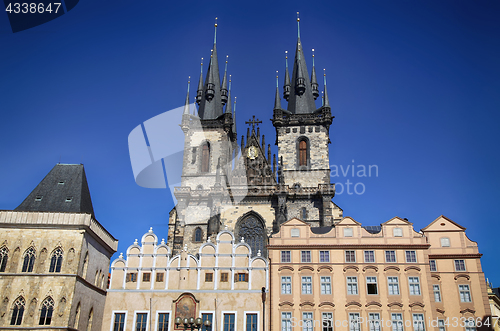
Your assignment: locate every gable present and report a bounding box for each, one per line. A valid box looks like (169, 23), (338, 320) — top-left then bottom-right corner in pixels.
(382, 217), (412, 226)
(336, 217), (361, 226)
(421, 215), (466, 232)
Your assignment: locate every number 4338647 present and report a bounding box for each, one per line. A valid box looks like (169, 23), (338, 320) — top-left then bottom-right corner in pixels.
(6, 3), (62, 14)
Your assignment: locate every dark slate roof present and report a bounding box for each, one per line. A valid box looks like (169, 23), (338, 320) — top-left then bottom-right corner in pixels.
(287, 38), (317, 114)
(310, 226), (334, 234)
(363, 225), (382, 234)
(15, 164), (95, 217)
(197, 42), (224, 120)
(493, 287), (500, 298)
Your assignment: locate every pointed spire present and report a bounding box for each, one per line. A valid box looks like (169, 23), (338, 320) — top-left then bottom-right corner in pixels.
(262, 135), (265, 152)
(297, 12), (301, 38)
(214, 17), (218, 44)
(241, 135), (244, 152)
(221, 55), (228, 105)
(323, 69), (330, 108)
(311, 49), (319, 100)
(257, 127), (260, 140)
(225, 75), (232, 114)
(283, 51), (291, 101)
(273, 154), (277, 175)
(274, 71), (282, 110)
(267, 144), (271, 163)
(183, 76), (191, 115)
(196, 58), (203, 105)
(232, 96), (237, 135)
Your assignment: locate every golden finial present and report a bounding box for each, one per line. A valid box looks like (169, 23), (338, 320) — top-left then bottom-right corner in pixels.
(297, 12), (300, 22)
(215, 17), (218, 27)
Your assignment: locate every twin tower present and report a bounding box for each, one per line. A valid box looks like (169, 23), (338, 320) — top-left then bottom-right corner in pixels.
(167, 17), (343, 257)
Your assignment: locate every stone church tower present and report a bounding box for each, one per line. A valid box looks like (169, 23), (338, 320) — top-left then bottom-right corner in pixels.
(167, 18), (342, 257)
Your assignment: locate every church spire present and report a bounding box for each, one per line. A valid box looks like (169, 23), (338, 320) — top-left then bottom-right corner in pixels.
(274, 71), (282, 110)
(286, 14), (317, 114)
(198, 18), (223, 119)
(225, 75), (232, 114)
(311, 49), (319, 100)
(221, 55), (229, 105)
(183, 76), (190, 115)
(232, 96), (237, 136)
(323, 69), (330, 108)
(196, 58), (203, 105)
(283, 51), (291, 101)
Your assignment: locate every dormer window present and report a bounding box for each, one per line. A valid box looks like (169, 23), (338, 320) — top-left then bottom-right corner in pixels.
(65, 197), (73, 202)
(58, 181), (65, 185)
(35, 196), (43, 202)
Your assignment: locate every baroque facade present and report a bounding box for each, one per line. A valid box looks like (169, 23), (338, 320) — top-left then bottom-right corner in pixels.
(0, 164), (118, 330)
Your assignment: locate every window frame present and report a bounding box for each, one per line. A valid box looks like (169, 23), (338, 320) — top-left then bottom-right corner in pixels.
(297, 137), (310, 169)
(433, 285), (441, 302)
(155, 311), (170, 331)
(156, 272), (164, 282)
(366, 276), (378, 295)
(454, 259), (466, 272)
(281, 251), (291, 263)
(200, 312), (214, 331)
(429, 260), (437, 272)
(459, 284), (472, 302)
(320, 276), (332, 295)
(244, 312), (259, 331)
(393, 228), (403, 237)
(205, 272), (213, 282)
(349, 312), (361, 331)
(347, 276), (358, 295)
(301, 251), (311, 263)
(319, 250), (330, 263)
(0, 246), (8, 272)
(387, 276), (400, 295)
(364, 250), (375, 263)
(111, 311), (127, 331)
(440, 237), (450, 247)
(222, 312), (236, 331)
(369, 312), (381, 331)
(301, 276), (312, 294)
(133, 311), (149, 331)
(385, 250), (396, 263)
(220, 272), (229, 282)
(302, 312), (314, 331)
(405, 251), (417, 263)
(391, 313), (404, 331)
(281, 312), (292, 331)
(345, 250), (356, 263)
(344, 227), (353, 237)
(412, 313), (425, 331)
(322, 312), (334, 331)
(281, 276), (292, 295)
(38, 297), (54, 326)
(409, 276), (421, 295)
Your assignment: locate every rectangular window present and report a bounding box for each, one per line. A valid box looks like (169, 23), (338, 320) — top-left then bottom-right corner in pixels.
(393, 228), (403, 237)
(391, 313), (404, 331)
(237, 273), (248, 282)
(345, 250), (356, 263)
(405, 251), (417, 263)
(409, 277), (421, 295)
(223, 313), (235, 331)
(347, 276), (358, 295)
(220, 273), (228, 282)
(113, 313), (125, 331)
(156, 273), (164, 282)
(302, 276), (312, 294)
(301, 251), (311, 263)
(302, 312), (313, 331)
(455, 260), (466, 271)
(291, 228), (300, 237)
(142, 273), (150, 282)
(281, 312), (292, 331)
(136, 313), (148, 331)
(322, 312), (333, 331)
(433, 285), (441, 302)
(385, 250), (396, 263)
(437, 319), (446, 331)
(465, 320), (476, 331)
(366, 276), (378, 295)
(281, 276), (292, 294)
(321, 276), (332, 294)
(126, 273), (137, 282)
(246, 314), (257, 331)
(388, 276), (400, 295)
(369, 313), (381, 331)
(364, 250), (375, 263)
(349, 313), (361, 331)
(429, 260), (437, 272)
(205, 273), (213, 282)
(412, 314), (425, 331)
(459, 285), (472, 302)
(158, 313), (169, 331)
(201, 313), (213, 331)
(344, 227), (353, 237)
(281, 251), (291, 263)
(319, 251), (330, 263)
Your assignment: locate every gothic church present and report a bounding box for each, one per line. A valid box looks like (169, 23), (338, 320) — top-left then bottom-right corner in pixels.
(167, 18), (343, 257)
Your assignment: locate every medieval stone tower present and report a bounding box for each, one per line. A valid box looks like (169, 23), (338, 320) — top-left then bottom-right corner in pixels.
(167, 18), (343, 257)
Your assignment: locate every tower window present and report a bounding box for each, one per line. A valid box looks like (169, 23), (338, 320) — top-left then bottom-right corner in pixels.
(201, 143), (210, 173)
(194, 228), (202, 242)
(299, 139), (308, 167)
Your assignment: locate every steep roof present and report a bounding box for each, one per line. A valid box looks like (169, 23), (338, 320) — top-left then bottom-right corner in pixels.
(15, 164), (95, 217)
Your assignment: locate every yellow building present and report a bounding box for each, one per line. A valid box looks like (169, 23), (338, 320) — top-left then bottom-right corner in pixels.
(0, 164), (118, 330)
(102, 228), (268, 331)
(268, 216), (490, 331)
(487, 284), (500, 331)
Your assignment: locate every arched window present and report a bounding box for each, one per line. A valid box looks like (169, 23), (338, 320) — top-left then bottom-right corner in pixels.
(82, 252), (89, 278)
(235, 214), (267, 258)
(49, 248), (63, 273)
(194, 228), (202, 242)
(39, 297), (54, 325)
(201, 142), (210, 173)
(298, 138), (309, 167)
(10, 297), (25, 325)
(74, 303), (81, 329)
(22, 247), (36, 272)
(86, 308), (93, 331)
(0, 246), (8, 272)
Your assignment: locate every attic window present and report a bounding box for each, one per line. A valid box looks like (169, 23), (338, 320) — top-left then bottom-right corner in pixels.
(65, 197), (73, 202)
(35, 196), (43, 201)
(344, 227), (353, 237)
(58, 181), (65, 185)
(393, 228), (403, 237)
(291, 229), (300, 237)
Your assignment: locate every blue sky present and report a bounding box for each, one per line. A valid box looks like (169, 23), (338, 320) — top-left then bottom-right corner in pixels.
(1, 0), (499, 284)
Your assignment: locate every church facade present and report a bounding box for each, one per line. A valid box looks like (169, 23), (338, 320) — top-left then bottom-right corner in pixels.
(167, 18), (343, 259)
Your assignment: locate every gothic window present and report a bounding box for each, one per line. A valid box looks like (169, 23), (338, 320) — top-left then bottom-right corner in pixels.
(39, 297), (54, 325)
(22, 247), (36, 272)
(74, 302), (81, 329)
(49, 248), (63, 273)
(0, 246), (8, 272)
(194, 228), (203, 242)
(10, 297), (25, 325)
(298, 138), (309, 168)
(301, 207), (307, 220)
(82, 252), (89, 278)
(86, 308), (93, 331)
(201, 142), (210, 173)
(236, 214), (267, 257)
